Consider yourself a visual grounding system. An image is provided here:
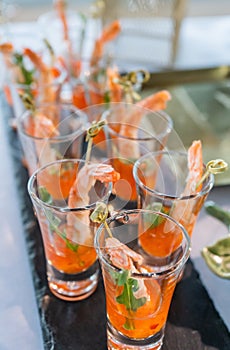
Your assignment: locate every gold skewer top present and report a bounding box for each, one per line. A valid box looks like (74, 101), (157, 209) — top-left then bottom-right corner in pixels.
(114, 69), (150, 103)
(19, 92), (36, 112)
(86, 119), (107, 141)
(90, 201), (113, 238)
(196, 159), (228, 189)
(85, 119), (107, 163)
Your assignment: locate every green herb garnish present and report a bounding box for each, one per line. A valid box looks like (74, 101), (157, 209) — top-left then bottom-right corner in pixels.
(38, 186), (52, 204)
(144, 203), (169, 228)
(114, 269), (147, 330)
(38, 186), (79, 252)
(103, 90), (110, 104)
(13, 52), (35, 86)
(116, 274), (147, 311)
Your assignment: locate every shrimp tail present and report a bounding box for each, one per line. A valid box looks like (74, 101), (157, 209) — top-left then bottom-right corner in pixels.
(100, 20), (121, 43)
(23, 48), (48, 73)
(90, 20), (121, 66)
(54, 0), (69, 41)
(137, 90), (171, 111)
(186, 140), (203, 193)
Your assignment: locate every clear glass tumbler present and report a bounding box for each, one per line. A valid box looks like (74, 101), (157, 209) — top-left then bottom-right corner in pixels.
(95, 209), (190, 349)
(133, 151), (214, 243)
(105, 103), (173, 209)
(17, 103), (88, 175)
(28, 159), (113, 301)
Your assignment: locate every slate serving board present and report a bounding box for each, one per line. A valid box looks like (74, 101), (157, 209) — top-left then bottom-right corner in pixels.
(3, 96), (230, 350)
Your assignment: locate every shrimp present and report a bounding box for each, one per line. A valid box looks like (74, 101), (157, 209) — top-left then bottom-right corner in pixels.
(54, 0), (83, 79)
(105, 237), (143, 269)
(107, 66), (123, 102)
(166, 140), (203, 231)
(0, 42), (25, 86)
(23, 110), (60, 170)
(23, 48), (48, 75)
(137, 90), (171, 112)
(67, 163), (120, 245)
(0, 42), (14, 67)
(105, 237), (148, 299)
(125, 90), (172, 126)
(90, 20), (121, 67)
(185, 140), (203, 193)
(115, 90), (171, 159)
(54, 0), (69, 41)
(32, 112), (60, 138)
(23, 47), (62, 104)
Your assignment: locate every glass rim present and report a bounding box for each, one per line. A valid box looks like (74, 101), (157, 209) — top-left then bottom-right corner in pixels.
(27, 158), (112, 212)
(133, 150), (215, 200)
(17, 103), (88, 141)
(102, 106), (173, 141)
(95, 209), (191, 277)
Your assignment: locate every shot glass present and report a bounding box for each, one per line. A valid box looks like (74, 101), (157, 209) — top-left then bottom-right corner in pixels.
(28, 159), (113, 301)
(9, 66), (67, 119)
(17, 103), (88, 175)
(105, 103), (173, 209)
(133, 151), (214, 243)
(95, 209), (190, 349)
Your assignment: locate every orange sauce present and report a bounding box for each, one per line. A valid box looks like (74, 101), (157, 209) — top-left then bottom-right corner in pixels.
(104, 269), (176, 339)
(37, 164), (78, 200)
(138, 219), (183, 258)
(72, 84), (88, 109)
(43, 224), (96, 274)
(112, 158), (137, 202)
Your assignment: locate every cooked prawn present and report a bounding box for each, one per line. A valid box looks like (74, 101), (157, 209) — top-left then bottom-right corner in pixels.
(105, 237), (143, 269)
(33, 112), (60, 138)
(105, 237), (148, 299)
(23, 47), (62, 104)
(166, 140), (203, 231)
(0, 42), (26, 84)
(90, 20), (121, 67)
(115, 90), (171, 159)
(0, 42), (14, 67)
(137, 90), (171, 112)
(54, 0), (69, 41)
(67, 163), (119, 245)
(54, 0), (83, 79)
(107, 66), (123, 102)
(23, 111), (60, 171)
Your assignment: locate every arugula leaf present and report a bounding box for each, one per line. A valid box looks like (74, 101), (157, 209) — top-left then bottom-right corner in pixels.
(38, 186), (52, 204)
(45, 209), (79, 253)
(103, 90), (111, 104)
(116, 270), (129, 286)
(123, 318), (135, 330)
(144, 203), (169, 228)
(38, 186), (79, 252)
(113, 269), (147, 330)
(116, 277), (147, 312)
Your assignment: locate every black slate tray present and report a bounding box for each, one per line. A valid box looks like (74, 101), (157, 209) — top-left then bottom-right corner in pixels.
(2, 95), (230, 350)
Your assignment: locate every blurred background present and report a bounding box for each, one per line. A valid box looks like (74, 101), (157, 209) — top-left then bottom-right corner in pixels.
(1, 0), (230, 185)
(1, 0), (230, 21)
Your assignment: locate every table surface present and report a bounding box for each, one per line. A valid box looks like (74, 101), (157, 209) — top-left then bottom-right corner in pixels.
(0, 94), (230, 350)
